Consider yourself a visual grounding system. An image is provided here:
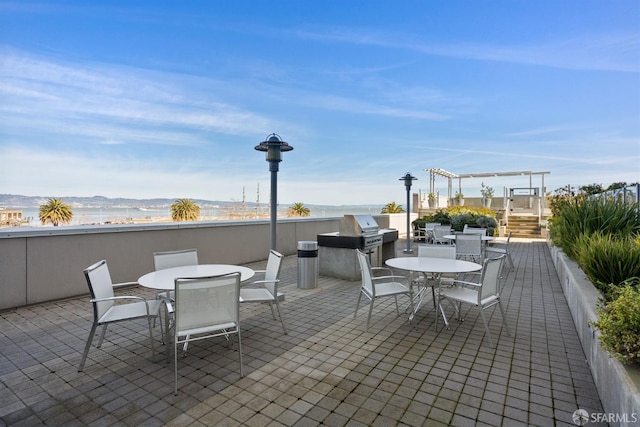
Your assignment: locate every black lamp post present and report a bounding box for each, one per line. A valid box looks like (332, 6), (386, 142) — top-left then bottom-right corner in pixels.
(255, 133), (293, 251)
(399, 172), (417, 254)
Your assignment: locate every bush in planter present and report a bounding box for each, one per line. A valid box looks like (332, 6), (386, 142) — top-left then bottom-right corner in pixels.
(591, 283), (640, 365)
(550, 197), (640, 259)
(476, 215), (498, 236)
(431, 210), (451, 225)
(451, 214), (475, 232)
(575, 232), (640, 300)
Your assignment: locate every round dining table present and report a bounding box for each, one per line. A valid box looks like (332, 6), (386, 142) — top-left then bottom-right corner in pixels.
(385, 256), (482, 323)
(443, 234), (494, 242)
(138, 264), (255, 291)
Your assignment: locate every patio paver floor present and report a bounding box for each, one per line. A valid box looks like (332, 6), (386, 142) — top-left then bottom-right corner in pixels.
(0, 239), (606, 426)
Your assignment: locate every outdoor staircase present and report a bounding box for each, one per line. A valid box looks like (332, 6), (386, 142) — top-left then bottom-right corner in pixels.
(506, 215), (543, 238)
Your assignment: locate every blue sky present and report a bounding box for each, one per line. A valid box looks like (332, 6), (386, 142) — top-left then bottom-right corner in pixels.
(1, 1), (638, 206)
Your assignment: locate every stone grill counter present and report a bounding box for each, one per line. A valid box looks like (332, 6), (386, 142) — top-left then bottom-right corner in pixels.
(317, 214), (398, 280)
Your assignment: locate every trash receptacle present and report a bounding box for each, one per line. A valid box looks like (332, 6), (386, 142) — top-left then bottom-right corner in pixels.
(297, 241), (318, 289)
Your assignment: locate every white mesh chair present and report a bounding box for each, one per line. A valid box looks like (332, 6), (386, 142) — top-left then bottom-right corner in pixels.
(154, 249), (199, 299)
(153, 249), (199, 346)
(463, 225), (487, 236)
(173, 272), (243, 395)
(239, 250), (287, 334)
(433, 225), (453, 244)
(485, 231), (514, 270)
(438, 255), (511, 347)
(354, 249), (414, 331)
(412, 245), (458, 311)
(455, 233), (483, 263)
(78, 260), (163, 372)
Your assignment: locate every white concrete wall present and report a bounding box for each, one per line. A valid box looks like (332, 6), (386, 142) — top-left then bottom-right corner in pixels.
(0, 217), (353, 310)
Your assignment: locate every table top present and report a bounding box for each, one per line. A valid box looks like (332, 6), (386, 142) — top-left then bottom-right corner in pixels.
(443, 234), (494, 241)
(386, 256), (482, 274)
(138, 264), (255, 291)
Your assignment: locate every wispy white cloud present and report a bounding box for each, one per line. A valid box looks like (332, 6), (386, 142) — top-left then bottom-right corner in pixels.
(295, 28), (640, 72)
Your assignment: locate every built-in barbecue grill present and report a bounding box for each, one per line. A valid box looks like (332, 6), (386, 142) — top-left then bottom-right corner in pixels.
(338, 214), (383, 251)
(317, 214), (398, 280)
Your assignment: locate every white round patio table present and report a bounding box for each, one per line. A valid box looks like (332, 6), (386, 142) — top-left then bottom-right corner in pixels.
(138, 264), (255, 291)
(385, 257), (482, 324)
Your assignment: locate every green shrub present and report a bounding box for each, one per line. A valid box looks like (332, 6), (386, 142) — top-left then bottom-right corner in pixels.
(550, 197), (640, 259)
(591, 284), (640, 365)
(431, 210), (451, 225)
(575, 232), (640, 300)
(451, 214), (475, 231)
(476, 215), (498, 236)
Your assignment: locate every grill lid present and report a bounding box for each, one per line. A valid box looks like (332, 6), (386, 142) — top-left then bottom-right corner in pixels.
(339, 214), (380, 237)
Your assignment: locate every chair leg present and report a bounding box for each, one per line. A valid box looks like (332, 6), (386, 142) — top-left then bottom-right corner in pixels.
(498, 300), (511, 337)
(479, 309), (494, 348)
(78, 323), (98, 372)
(147, 317), (156, 358)
(269, 302), (277, 320)
(393, 295), (400, 316)
(237, 329), (244, 378)
(174, 336), (179, 395)
(274, 301), (288, 334)
(507, 252), (515, 270)
(96, 324), (108, 347)
(354, 292), (363, 319)
(366, 299), (375, 332)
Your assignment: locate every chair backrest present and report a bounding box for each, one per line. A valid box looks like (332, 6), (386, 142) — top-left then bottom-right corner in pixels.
(478, 255), (506, 303)
(504, 231), (512, 244)
(425, 222), (441, 231)
(83, 260), (115, 321)
(418, 244), (456, 259)
(355, 249), (375, 297)
(463, 225), (487, 236)
(433, 225), (452, 239)
(154, 249), (198, 271)
(455, 234), (482, 257)
(263, 250), (284, 297)
(174, 272), (241, 335)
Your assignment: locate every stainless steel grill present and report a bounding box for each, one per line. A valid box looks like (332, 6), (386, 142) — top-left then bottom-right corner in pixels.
(338, 214), (382, 250)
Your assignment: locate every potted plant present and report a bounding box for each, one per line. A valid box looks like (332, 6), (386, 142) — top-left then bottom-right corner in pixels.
(427, 192), (436, 209)
(454, 191), (464, 206)
(480, 182), (494, 208)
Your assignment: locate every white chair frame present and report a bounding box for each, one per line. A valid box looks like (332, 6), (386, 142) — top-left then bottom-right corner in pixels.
(239, 250), (287, 334)
(438, 255), (511, 347)
(78, 260), (163, 372)
(354, 249), (414, 331)
(173, 272), (243, 395)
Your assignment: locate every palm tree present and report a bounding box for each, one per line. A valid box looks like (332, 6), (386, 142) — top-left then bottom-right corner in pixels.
(170, 198), (200, 221)
(286, 202), (311, 217)
(39, 198), (73, 226)
(381, 202), (404, 214)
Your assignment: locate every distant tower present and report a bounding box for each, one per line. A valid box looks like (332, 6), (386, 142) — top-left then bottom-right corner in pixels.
(256, 183), (260, 218)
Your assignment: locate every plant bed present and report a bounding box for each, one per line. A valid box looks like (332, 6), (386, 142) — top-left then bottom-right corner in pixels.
(549, 241), (640, 422)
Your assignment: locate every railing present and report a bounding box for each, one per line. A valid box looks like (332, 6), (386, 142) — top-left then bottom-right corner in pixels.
(593, 184), (640, 209)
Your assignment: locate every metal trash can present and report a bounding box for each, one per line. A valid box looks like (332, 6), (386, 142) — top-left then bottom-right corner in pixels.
(297, 241), (318, 289)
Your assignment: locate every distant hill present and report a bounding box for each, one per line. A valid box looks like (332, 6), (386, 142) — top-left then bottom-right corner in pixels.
(0, 194), (382, 212)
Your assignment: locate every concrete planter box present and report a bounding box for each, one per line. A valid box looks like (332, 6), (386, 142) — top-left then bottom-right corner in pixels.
(549, 242), (640, 424)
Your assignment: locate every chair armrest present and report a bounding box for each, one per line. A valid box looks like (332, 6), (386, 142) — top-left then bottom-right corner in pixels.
(450, 280), (481, 288)
(112, 281), (139, 289)
(372, 275), (407, 282)
(90, 295), (148, 303)
(252, 279), (280, 285)
(371, 267), (393, 276)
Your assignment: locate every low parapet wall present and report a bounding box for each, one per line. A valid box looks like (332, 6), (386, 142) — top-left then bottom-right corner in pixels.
(549, 242), (640, 425)
(1, 216), (385, 310)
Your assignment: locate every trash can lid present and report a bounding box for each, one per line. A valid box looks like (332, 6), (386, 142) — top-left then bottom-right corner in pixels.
(297, 241), (318, 250)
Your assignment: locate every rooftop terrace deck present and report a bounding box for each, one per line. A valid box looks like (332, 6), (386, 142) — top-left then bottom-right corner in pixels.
(0, 239), (605, 426)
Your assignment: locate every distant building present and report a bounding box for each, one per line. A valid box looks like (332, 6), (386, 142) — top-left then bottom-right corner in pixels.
(0, 208), (25, 226)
